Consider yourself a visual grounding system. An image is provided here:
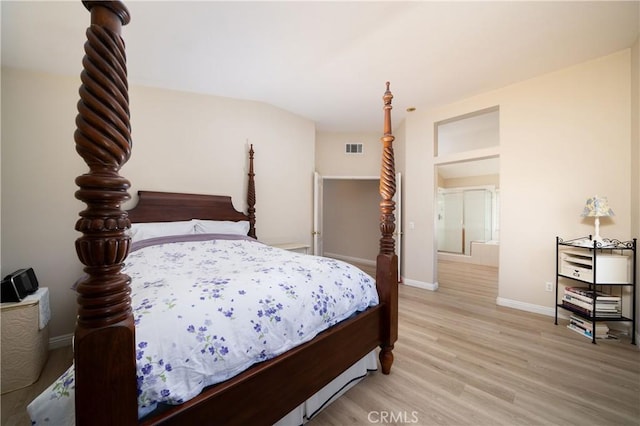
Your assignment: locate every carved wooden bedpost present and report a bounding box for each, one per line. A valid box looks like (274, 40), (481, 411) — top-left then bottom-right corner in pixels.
(247, 144), (257, 239)
(74, 1), (137, 424)
(377, 82), (399, 374)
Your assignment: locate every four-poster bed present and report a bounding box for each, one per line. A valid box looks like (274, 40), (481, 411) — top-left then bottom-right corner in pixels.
(29, 1), (398, 424)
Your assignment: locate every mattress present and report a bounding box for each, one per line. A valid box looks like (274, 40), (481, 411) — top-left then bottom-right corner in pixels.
(28, 234), (378, 424)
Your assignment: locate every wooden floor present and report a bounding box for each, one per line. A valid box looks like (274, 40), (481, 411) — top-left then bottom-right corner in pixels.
(310, 261), (640, 425)
(3, 261), (638, 425)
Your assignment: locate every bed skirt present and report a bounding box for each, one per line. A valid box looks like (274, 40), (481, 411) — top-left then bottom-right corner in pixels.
(275, 350), (378, 425)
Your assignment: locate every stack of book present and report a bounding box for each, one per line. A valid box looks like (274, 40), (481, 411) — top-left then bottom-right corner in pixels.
(567, 315), (609, 339)
(562, 286), (621, 318)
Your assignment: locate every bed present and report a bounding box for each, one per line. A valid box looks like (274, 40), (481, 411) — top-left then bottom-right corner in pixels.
(29, 1), (398, 424)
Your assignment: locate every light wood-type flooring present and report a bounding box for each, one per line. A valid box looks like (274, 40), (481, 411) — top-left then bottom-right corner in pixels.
(310, 260), (639, 425)
(3, 261), (638, 425)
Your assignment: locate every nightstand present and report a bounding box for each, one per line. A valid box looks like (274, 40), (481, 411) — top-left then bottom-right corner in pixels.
(1, 287), (50, 393)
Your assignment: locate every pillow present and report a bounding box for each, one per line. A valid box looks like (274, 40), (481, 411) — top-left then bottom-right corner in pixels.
(193, 220), (250, 236)
(129, 220), (196, 243)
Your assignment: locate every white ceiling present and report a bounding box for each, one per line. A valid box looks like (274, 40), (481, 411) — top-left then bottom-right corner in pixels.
(2, 0), (639, 136)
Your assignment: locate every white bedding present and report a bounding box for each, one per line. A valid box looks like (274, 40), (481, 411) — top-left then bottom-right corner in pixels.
(28, 234), (378, 424)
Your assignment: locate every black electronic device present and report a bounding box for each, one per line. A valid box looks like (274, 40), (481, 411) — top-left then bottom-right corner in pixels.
(1, 268), (39, 303)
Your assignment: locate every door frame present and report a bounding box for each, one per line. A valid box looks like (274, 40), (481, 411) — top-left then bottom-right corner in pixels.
(313, 173), (402, 281)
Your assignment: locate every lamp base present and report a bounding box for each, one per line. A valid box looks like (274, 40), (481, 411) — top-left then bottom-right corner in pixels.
(592, 217), (604, 242)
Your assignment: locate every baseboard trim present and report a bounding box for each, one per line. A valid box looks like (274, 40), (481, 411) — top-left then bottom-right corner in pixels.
(323, 252), (376, 267)
(403, 278), (438, 291)
(496, 297), (556, 317)
(49, 333), (73, 350)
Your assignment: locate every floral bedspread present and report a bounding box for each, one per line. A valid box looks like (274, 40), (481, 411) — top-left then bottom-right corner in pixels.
(28, 235), (378, 423)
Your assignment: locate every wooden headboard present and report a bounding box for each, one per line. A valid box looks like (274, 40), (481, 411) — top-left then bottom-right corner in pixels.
(128, 191), (249, 223)
(128, 191), (257, 238)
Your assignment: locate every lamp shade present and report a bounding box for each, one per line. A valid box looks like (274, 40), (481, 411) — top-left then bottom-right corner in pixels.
(581, 196), (614, 218)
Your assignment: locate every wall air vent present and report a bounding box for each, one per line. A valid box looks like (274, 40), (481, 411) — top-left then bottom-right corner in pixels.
(345, 143), (363, 154)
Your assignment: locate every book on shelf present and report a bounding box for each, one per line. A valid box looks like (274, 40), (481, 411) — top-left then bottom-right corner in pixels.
(568, 315), (609, 339)
(569, 315), (609, 332)
(562, 294), (620, 311)
(562, 300), (590, 316)
(562, 287), (621, 315)
(567, 324), (607, 339)
(561, 295), (621, 312)
(561, 300), (622, 318)
(564, 287), (621, 302)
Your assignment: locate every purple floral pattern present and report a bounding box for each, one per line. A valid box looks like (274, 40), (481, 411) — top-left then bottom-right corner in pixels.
(28, 235), (378, 422)
(50, 368), (74, 399)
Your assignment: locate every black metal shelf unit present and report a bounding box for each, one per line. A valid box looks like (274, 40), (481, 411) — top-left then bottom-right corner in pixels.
(554, 236), (636, 344)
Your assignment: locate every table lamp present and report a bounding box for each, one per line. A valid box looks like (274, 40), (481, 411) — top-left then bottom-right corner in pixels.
(581, 196), (614, 241)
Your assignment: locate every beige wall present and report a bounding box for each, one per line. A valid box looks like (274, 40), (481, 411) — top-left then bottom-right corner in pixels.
(315, 132), (383, 177)
(1, 67), (315, 341)
(2, 69), (85, 344)
(403, 49), (636, 313)
(315, 114), (406, 178)
(322, 179), (379, 262)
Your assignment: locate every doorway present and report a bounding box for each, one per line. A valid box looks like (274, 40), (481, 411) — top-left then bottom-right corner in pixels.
(434, 107), (500, 299)
(435, 163), (499, 301)
(313, 174), (402, 280)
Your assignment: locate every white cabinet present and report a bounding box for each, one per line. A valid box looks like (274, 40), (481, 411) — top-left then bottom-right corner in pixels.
(560, 250), (631, 284)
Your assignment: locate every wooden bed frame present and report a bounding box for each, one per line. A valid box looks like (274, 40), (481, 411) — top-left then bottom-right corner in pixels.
(73, 2), (398, 424)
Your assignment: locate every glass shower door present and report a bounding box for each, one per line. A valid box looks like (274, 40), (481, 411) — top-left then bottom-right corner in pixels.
(463, 189), (491, 255)
(437, 191), (463, 253)
(437, 188), (493, 255)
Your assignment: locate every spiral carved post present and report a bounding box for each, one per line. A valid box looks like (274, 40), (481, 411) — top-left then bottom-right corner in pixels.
(377, 82), (399, 374)
(247, 144), (257, 239)
(74, 1), (137, 424)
